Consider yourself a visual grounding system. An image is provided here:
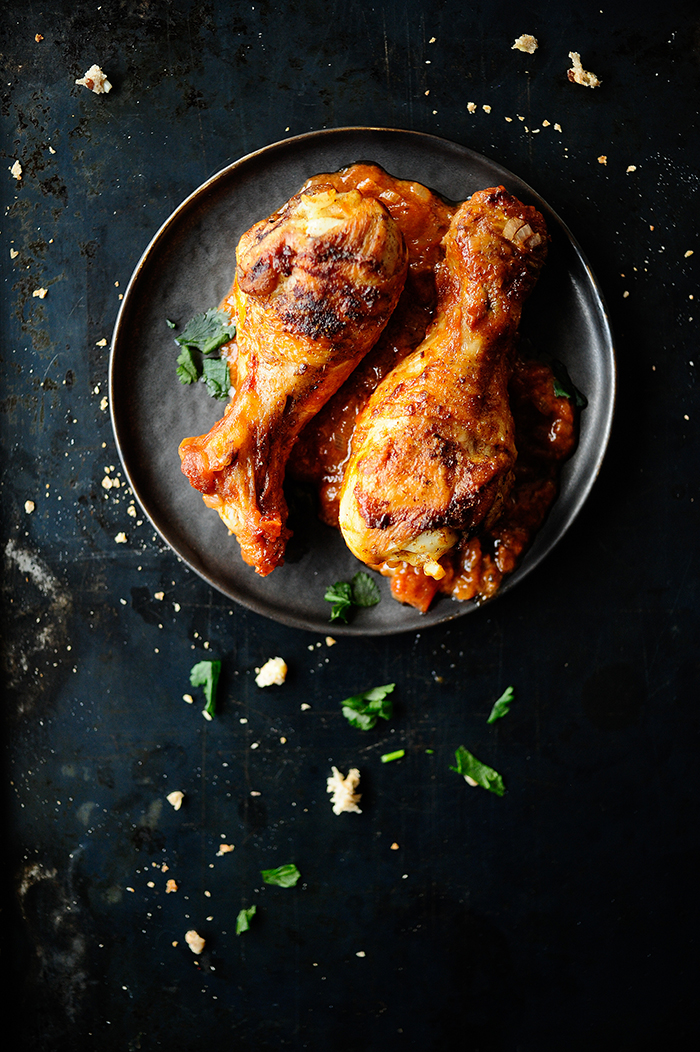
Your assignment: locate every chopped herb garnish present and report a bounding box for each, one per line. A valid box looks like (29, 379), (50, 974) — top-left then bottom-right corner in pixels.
(551, 359), (587, 408)
(261, 863), (301, 888)
(175, 309), (236, 356)
(450, 745), (506, 796)
(166, 318), (177, 329)
(235, 905), (257, 935)
(201, 356), (231, 400)
(176, 346), (200, 385)
(380, 748), (405, 763)
(487, 686), (515, 724)
(425, 748), (434, 754)
(341, 683), (395, 730)
(324, 571), (381, 622)
(189, 659), (221, 719)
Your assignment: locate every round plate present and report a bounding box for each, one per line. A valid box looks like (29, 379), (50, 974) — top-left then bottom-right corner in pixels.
(109, 127), (615, 636)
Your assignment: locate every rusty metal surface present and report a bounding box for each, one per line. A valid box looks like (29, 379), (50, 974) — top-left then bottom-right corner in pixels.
(2, 1), (699, 1049)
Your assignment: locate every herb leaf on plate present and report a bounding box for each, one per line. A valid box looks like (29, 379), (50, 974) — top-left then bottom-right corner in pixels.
(175, 309), (236, 356)
(324, 580), (354, 622)
(450, 745), (506, 796)
(235, 905), (257, 934)
(201, 356), (231, 400)
(261, 863), (301, 887)
(189, 659), (221, 718)
(176, 346), (200, 385)
(350, 571), (381, 608)
(487, 686), (515, 724)
(341, 683), (395, 730)
(324, 571), (381, 622)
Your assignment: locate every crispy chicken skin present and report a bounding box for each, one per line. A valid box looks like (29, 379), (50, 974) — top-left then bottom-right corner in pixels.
(338, 186), (548, 579)
(178, 184), (408, 575)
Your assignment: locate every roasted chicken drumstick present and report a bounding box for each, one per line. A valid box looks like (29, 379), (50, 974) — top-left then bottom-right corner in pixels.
(338, 186), (548, 580)
(179, 184), (408, 575)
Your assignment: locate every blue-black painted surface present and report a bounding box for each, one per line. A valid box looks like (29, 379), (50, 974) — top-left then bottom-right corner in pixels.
(2, 1), (698, 1048)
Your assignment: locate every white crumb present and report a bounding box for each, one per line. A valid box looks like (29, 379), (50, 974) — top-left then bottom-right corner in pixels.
(216, 843), (234, 856)
(255, 656), (287, 687)
(165, 879), (178, 893)
(114, 532), (127, 544)
(512, 34), (538, 54)
(166, 790), (184, 811)
(567, 51), (601, 88)
(184, 930), (205, 955)
(10, 160), (22, 180)
(327, 766), (362, 815)
(75, 64), (112, 94)
(24, 500), (35, 514)
(32, 287), (48, 299)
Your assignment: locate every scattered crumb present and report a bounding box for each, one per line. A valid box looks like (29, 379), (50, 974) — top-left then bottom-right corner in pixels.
(154, 591), (164, 601)
(204, 890), (211, 898)
(216, 843), (235, 856)
(75, 64), (112, 94)
(685, 250), (694, 258)
(165, 879), (178, 893)
(300, 703), (311, 711)
(24, 500), (35, 514)
(250, 742), (260, 750)
(467, 102), (477, 113)
(184, 930), (205, 955)
(183, 693), (194, 704)
(626, 165), (637, 173)
(250, 790), (261, 797)
(49, 146), (56, 154)
(202, 709), (213, 722)
(114, 532), (127, 544)
(100, 396), (108, 411)
(166, 791), (184, 811)
(554, 123), (562, 132)
(10, 160), (22, 181)
(482, 104), (491, 113)
(147, 881), (155, 888)
(10, 248), (19, 259)
(325, 636), (336, 647)
(126, 887), (135, 893)
(512, 34), (538, 54)
(95, 337), (108, 346)
(623, 291), (629, 298)
(390, 842), (400, 851)
(505, 116), (513, 122)
(517, 114), (525, 121)
(542, 119), (550, 127)
(255, 656), (287, 687)
(597, 155), (607, 165)
(35, 34), (44, 42)
(32, 287), (48, 299)
(161, 863), (169, 872)
(355, 951), (366, 958)
(567, 51), (601, 88)
(280, 736), (287, 744)
(327, 766), (362, 815)
(171, 940), (178, 947)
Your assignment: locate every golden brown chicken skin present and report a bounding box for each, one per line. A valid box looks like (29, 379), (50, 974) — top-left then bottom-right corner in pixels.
(338, 185), (548, 579)
(178, 184), (408, 575)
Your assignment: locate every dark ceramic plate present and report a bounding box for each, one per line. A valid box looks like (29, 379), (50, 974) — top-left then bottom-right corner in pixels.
(109, 127), (615, 635)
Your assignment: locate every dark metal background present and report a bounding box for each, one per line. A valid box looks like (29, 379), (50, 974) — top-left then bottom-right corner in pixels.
(2, 1), (698, 1049)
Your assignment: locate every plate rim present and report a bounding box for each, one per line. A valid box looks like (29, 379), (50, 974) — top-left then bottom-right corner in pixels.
(109, 125), (616, 636)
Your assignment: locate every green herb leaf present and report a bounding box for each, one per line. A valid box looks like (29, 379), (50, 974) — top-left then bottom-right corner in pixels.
(324, 580), (354, 622)
(176, 346), (201, 385)
(261, 863), (301, 888)
(351, 571), (381, 608)
(324, 572), (381, 621)
(175, 309), (236, 356)
(380, 748), (405, 763)
(551, 360), (587, 408)
(487, 686), (515, 724)
(425, 748), (434, 754)
(235, 905), (257, 935)
(201, 356), (231, 400)
(166, 318), (177, 329)
(341, 683), (395, 730)
(189, 659), (221, 718)
(450, 745), (506, 796)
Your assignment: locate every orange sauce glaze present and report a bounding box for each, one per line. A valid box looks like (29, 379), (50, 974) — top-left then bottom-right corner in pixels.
(215, 163), (578, 612)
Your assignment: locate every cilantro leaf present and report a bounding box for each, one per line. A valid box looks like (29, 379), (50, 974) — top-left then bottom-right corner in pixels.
(175, 309), (236, 356)
(351, 571), (381, 608)
(166, 318), (177, 329)
(176, 346), (201, 385)
(201, 356), (231, 400)
(551, 360), (587, 408)
(324, 572), (381, 621)
(324, 580), (353, 622)
(235, 905), (257, 935)
(189, 659), (221, 719)
(487, 686), (515, 724)
(341, 683), (395, 730)
(261, 863), (301, 888)
(450, 745), (505, 796)
(380, 748), (405, 763)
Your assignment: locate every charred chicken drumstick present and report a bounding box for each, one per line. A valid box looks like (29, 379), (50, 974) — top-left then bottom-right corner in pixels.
(179, 184), (408, 575)
(338, 186), (548, 580)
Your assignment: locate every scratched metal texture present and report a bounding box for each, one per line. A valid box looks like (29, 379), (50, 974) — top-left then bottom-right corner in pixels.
(2, 1), (699, 1049)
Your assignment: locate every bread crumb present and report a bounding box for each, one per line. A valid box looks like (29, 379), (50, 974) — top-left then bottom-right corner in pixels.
(482, 104), (491, 113)
(598, 155), (607, 165)
(467, 102), (476, 113)
(327, 766), (362, 815)
(10, 160), (22, 180)
(161, 863), (169, 872)
(505, 116), (513, 122)
(10, 248), (19, 259)
(567, 51), (601, 88)
(512, 34), (538, 54)
(166, 790), (184, 811)
(325, 636), (336, 647)
(100, 396), (108, 411)
(154, 591), (164, 600)
(355, 951), (366, 957)
(554, 123), (562, 132)
(390, 842), (400, 850)
(684, 250), (693, 258)
(542, 119), (550, 127)
(165, 879), (178, 893)
(114, 532), (127, 544)
(95, 337), (108, 346)
(25, 500), (35, 514)
(171, 940), (178, 947)
(183, 693), (194, 704)
(32, 287), (48, 299)
(184, 930), (205, 955)
(623, 291), (629, 298)
(75, 64), (112, 94)
(626, 165), (637, 173)
(255, 656), (287, 687)
(35, 34), (44, 42)
(216, 843), (235, 856)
